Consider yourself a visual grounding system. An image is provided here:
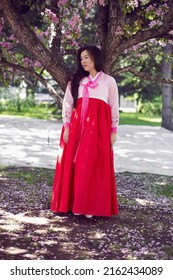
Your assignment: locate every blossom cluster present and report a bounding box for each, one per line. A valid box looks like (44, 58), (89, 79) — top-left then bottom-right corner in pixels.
(126, 0), (138, 10)
(57, 0), (69, 8)
(45, 9), (59, 24)
(0, 0), (172, 83)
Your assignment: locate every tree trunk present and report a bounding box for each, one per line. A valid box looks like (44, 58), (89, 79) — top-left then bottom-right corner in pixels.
(161, 44), (173, 131)
(0, 0), (71, 93)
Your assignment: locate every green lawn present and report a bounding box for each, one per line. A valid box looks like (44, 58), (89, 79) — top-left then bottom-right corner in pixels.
(0, 106), (161, 126)
(120, 112), (161, 126)
(0, 105), (61, 120)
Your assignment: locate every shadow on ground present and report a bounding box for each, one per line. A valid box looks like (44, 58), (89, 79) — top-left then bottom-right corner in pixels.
(0, 167), (173, 260)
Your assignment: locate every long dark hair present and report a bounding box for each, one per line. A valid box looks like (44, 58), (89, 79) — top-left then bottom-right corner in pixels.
(71, 46), (103, 107)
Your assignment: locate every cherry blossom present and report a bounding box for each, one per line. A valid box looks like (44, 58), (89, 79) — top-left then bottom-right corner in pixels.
(0, 0), (172, 83)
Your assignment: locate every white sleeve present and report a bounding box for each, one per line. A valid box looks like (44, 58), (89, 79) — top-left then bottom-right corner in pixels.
(108, 77), (119, 132)
(62, 82), (74, 127)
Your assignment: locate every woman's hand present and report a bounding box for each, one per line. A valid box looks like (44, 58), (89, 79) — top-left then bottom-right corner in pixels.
(111, 132), (117, 148)
(63, 127), (69, 144)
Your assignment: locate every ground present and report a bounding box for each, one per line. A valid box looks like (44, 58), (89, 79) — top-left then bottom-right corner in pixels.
(0, 166), (172, 260)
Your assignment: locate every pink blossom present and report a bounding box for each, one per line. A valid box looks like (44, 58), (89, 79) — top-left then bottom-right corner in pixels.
(134, 53), (142, 58)
(168, 40), (173, 45)
(124, 49), (128, 54)
(126, 0), (138, 9)
(22, 57), (34, 67)
(9, 34), (16, 41)
(34, 26), (38, 33)
(0, 41), (12, 50)
(98, 0), (106, 6)
(149, 20), (163, 28)
(86, 0), (97, 10)
(9, 74), (13, 81)
(132, 44), (141, 51)
(0, 17), (5, 25)
(57, 0), (69, 8)
(67, 12), (82, 32)
(34, 61), (42, 68)
(78, 3), (83, 10)
(44, 30), (50, 37)
(64, 30), (71, 37)
(146, 5), (155, 12)
(45, 9), (59, 24)
(169, 30), (173, 35)
(38, 30), (50, 40)
(155, 6), (168, 17)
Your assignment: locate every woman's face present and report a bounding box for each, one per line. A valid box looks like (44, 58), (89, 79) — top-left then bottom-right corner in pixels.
(80, 50), (95, 73)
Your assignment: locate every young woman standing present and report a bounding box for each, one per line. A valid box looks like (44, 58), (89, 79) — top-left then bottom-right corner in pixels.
(51, 46), (119, 218)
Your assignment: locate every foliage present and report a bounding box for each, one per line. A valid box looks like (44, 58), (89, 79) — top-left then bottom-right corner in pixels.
(116, 42), (163, 101)
(140, 96), (162, 115)
(0, 0), (173, 94)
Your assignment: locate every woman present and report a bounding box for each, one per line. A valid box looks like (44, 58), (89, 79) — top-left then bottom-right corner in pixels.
(51, 46), (119, 217)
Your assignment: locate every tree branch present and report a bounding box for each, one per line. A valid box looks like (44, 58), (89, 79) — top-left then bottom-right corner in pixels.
(104, 0), (173, 71)
(121, 21), (173, 52)
(49, 0), (62, 55)
(0, 0), (71, 91)
(112, 66), (173, 85)
(97, 3), (109, 55)
(0, 58), (63, 104)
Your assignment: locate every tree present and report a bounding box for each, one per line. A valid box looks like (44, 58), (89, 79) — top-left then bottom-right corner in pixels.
(162, 43), (173, 130)
(0, 0), (173, 128)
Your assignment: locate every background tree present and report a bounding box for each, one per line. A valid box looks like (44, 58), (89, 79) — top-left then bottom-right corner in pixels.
(162, 43), (173, 130)
(0, 0), (173, 129)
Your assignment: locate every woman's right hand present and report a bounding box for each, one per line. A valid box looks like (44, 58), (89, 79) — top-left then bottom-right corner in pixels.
(63, 127), (69, 144)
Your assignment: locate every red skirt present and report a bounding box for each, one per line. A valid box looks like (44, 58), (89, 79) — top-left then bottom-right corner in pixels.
(51, 98), (118, 216)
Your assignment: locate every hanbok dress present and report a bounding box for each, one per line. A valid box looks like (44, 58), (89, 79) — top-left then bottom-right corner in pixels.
(51, 71), (119, 216)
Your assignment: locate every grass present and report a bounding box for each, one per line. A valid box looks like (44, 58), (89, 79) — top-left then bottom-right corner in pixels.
(119, 112), (161, 126)
(7, 167), (54, 186)
(149, 179), (173, 198)
(0, 104), (61, 120)
(0, 105), (161, 126)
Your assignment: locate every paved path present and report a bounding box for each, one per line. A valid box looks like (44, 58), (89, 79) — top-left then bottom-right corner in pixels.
(0, 115), (173, 176)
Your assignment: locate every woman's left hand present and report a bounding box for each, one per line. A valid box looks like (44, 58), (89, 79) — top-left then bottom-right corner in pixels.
(111, 132), (117, 148)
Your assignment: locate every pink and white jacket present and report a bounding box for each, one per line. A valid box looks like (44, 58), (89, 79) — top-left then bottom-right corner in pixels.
(62, 71), (119, 133)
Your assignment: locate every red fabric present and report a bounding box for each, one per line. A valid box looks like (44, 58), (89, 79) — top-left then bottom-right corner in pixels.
(51, 98), (118, 217)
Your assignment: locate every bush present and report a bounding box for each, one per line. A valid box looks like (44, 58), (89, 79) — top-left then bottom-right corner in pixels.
(140, 96), (162, 116)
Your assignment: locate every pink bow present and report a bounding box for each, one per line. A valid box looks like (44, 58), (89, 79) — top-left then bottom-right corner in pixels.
(74, 71), (102, 162)
(81, 80), (98, 132)
(81, 72), (102, 133)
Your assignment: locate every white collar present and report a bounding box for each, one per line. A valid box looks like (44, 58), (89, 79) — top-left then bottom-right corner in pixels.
(89, 72), (101, 81)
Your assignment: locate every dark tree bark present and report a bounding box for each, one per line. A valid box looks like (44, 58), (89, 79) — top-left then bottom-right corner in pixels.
(161, 44), (173, 131)
(0, 0), (71, 96)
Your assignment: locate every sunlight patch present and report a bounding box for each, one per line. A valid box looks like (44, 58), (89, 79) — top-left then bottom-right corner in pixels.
(49, 226), (71, 233)
(136, 198), (155, 206)
(13, 214), (49, 225)
(0, 224), (23, 231)
(2, 247), (27, 255)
